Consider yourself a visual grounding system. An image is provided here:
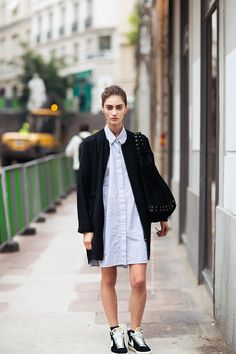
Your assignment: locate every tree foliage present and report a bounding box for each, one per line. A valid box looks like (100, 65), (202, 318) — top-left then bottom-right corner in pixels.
(125, 5), (141, 46)
(18, 44), (68, 108)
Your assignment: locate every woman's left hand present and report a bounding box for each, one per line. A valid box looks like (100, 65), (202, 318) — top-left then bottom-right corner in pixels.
(155, 221), (169, 237)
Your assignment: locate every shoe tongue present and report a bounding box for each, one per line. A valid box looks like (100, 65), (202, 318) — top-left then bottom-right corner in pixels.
(113, 327), (121, 333)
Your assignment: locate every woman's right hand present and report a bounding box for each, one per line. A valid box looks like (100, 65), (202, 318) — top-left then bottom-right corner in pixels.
(83, 232), (94, 250)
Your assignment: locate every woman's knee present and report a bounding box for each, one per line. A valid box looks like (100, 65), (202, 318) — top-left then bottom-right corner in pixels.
(101, 268), (117, 288)
(130, 277), (146, 291)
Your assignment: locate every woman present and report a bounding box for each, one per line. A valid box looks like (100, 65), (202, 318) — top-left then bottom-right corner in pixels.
(77, 85), (169, 354)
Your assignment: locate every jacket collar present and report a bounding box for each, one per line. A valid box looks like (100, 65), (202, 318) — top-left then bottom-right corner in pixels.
(104, 125), (127, 145)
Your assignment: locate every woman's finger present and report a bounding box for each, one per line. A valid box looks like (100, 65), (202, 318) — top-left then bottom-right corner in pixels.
(84, 242), (92, 250)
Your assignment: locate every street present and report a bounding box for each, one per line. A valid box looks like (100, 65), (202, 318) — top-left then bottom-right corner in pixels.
(0, 192), (229, 354)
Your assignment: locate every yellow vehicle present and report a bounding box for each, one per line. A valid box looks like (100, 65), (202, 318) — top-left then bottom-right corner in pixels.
(1, 107), (62, 166)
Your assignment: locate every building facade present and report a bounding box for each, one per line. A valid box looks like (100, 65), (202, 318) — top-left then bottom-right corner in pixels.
(0, 0), (31, 108)
(136, 0), (236, 353)
(0, 0), (137, 112)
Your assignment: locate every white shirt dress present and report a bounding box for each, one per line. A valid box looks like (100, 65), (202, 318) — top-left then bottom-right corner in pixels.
(90, 125), (148, 267)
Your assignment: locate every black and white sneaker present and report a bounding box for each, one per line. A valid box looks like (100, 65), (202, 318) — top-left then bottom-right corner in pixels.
(128, 327), (152, 353)
(110, 327), (128, 353)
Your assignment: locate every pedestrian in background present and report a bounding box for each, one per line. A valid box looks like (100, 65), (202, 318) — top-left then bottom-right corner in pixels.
(65, 122), (91, 181)
(77, 85), (169, 354)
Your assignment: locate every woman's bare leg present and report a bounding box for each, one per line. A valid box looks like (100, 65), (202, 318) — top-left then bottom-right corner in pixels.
(129, 264), (147, 329)
(100, 266), (119, 327)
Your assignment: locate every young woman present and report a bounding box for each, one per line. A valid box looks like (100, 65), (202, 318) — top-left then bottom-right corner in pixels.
(77, 85), (169, 354)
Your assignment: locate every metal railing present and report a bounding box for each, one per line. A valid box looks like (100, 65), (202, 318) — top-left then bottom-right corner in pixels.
(0, 154), (74, 252)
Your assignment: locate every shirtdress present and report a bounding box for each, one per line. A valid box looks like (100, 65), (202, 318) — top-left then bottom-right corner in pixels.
(90, 125), (148, 267)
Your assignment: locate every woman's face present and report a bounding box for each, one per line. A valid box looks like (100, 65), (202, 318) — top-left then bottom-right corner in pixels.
(102, 95), (128, 129)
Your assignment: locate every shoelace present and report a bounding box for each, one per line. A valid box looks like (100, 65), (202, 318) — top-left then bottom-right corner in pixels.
(112, 330), (125, 349)
(131, 329), (146, 347)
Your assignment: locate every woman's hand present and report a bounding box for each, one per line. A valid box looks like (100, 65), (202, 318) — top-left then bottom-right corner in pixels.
(83, 232), (94, 250)
(155, 221), (169, 237)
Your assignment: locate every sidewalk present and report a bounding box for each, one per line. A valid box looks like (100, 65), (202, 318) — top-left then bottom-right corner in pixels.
(0, 192), (230, 354)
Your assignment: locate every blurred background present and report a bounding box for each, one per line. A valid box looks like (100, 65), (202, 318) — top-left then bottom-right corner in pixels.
(0, 0), (139, 155)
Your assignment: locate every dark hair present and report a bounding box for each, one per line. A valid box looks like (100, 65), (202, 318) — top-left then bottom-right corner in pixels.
(101, 85), (127, 106)
(79, 122), (90, 132)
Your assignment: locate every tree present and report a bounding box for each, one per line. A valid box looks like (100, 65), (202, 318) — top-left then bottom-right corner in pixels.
(125, 4), (141, 46)
(18, 45), (68, 109)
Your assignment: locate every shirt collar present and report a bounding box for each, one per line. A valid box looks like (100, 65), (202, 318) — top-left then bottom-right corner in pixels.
(104, 125), (127, 145)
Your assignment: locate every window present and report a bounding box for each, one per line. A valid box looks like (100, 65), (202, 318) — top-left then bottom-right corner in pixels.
(86, 39), (92, 58)
(85, 0), (92, 28)
(74, 2), (79, 21)
(36, 16), (42, 43)
(87, 0), (92, 15)
(48, 12), (53, 39)
(12, 34), (19, 54)
(0, 38), (5, 58)
(72, 2), (79, 31)
(9, 0), (19, 16)
(99, 36), (111, 50)
(73, 42), (79, 62)
(59, 6), (65, 36)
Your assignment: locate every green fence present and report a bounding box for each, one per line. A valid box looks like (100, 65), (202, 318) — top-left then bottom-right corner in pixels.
(3, 165), (27, 237)
(0, 97), (22, 110)
(0, 154), (74, 252)
(0, 174), (8, 245)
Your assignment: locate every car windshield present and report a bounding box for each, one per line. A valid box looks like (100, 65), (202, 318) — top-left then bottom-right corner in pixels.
(30, 115), (56, 134)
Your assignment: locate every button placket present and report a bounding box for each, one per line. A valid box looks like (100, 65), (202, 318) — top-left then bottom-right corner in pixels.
(115, 142), (127, 264)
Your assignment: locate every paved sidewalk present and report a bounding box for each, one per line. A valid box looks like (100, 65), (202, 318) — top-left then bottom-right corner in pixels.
(0, 192), (230, 354)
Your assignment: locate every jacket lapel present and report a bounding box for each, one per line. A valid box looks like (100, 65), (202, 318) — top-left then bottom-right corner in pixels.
(96, 129), (110, 195)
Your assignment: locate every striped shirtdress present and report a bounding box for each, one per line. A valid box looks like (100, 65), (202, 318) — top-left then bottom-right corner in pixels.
(90, 125), (148, 267)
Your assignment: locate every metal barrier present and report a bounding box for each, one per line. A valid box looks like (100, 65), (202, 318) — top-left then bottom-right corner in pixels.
(0, 173), (8, 246)
(0, 154), (74, 252)
(2, 164), (28, 237)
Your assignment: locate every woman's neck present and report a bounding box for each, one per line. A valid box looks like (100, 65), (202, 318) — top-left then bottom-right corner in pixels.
(107, 124), (123, 137)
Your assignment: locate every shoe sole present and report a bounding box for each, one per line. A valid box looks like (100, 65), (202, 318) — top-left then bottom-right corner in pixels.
(128, 343), (152, 353)
(111, 345), (128, 353)
(111, 348), (127, 353)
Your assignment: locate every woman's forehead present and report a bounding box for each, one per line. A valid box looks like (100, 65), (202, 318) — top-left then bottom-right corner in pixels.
(104, 95), (125, 105)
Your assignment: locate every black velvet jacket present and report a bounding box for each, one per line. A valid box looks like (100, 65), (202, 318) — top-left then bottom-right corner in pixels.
(77, 128), (155, 263)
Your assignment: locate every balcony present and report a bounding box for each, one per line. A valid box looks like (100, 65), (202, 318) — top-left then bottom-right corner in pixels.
(87, 52), (106, 60)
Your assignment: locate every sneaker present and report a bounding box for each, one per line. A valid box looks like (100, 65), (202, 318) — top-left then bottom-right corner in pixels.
(128, 327), (152, 353)
(110, 327), (128, 353)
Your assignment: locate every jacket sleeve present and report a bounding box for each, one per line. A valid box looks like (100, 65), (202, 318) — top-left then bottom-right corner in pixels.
(77, 140), (94, 233)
